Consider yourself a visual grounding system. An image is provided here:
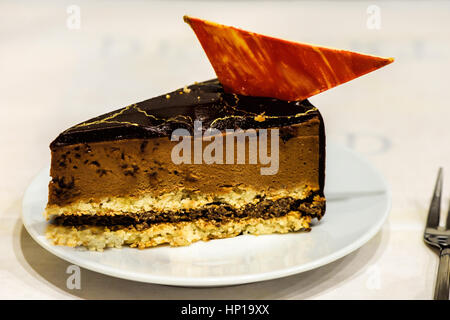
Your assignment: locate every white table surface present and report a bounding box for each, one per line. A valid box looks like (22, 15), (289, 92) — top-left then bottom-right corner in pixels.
(1, 0), (449, 299)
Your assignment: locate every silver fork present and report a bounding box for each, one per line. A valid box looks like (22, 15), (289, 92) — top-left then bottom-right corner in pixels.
(423, 168), (450, 300)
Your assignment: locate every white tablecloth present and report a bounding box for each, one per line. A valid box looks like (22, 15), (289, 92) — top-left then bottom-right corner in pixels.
(1, 0), (449, 299)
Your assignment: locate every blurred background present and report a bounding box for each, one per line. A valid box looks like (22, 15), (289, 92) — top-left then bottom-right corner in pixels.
(1, 0), (450, 299)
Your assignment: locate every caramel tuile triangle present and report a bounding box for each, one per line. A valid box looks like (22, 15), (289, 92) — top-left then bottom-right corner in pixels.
(184, 15), (394, 101)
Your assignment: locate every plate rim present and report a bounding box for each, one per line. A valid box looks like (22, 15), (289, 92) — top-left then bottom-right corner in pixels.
(21, 141), (391, 287)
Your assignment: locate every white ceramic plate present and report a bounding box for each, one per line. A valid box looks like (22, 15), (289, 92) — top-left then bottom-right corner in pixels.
(22, 141), (391, 287)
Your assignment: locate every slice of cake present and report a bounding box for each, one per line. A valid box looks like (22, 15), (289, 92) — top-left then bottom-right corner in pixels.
(45, 79), (326, 250)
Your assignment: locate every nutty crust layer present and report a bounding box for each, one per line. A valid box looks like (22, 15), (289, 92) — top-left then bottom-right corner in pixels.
(46, 211), (312, 251)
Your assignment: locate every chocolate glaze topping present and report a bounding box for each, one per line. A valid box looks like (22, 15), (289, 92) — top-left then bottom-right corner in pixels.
(51, 79), (320, 148)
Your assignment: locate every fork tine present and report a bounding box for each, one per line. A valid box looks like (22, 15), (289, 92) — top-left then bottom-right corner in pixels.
(446, 196), (450, 230)
(426, 168), (443, 229)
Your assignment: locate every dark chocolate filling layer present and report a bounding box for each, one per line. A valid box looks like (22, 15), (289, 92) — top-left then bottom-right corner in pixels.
(51, 193), (325, 228)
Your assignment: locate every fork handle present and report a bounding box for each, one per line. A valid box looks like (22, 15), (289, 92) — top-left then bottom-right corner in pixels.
(435, 247), (450, 300)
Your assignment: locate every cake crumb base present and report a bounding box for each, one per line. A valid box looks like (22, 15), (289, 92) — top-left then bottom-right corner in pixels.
(46, 211), (312, 251)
